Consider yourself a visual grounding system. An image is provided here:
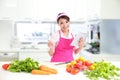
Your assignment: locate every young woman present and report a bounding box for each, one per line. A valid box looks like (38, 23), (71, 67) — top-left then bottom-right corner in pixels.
(48, 13), (84, 62)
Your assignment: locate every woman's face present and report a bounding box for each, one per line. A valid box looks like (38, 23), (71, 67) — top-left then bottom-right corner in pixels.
(58, 18), (70, 32)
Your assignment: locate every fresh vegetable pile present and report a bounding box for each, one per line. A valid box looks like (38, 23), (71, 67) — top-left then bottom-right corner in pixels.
(2, 57), (58, 75)
(84, 60), (120, 80)
(66, 56), (120, 80)
(2, 57), (120, 78)
(66, 56), (93, 75)
(7, 57), (39, 72)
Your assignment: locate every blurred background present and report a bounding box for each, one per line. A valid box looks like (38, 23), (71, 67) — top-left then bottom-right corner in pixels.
(0, 0), (120, 61)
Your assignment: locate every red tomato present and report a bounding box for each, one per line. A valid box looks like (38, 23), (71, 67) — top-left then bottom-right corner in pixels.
(66, 67), (72, 73)
(89, 65), (95, 70)
(85, 60), (92, 67)
(74, 62), (82, 69)
(70, 68), (80, 75)
(76, 60), (83, 65)
(79, 65), (88, 71)
(2, 64), (10, 70)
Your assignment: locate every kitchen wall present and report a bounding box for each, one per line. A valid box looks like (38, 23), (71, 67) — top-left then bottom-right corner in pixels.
(100, 0), (120, 54)
(101, 0), (120, 19)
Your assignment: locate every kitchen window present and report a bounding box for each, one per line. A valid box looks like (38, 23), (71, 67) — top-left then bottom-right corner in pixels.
(14, 20), (89, 44)
(14, 21), (52, 44)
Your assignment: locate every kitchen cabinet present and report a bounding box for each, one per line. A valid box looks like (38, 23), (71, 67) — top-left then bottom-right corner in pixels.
(0, 0), (18, 19)
(0, 52), (18, 61)
(0, 50), (51, 62)
(0, 49), (19, 61)
(16, 0), (37, 19)
(0, 20), (13, 49)
(18, 44), (51, 61)
(0, 0), (37, 19)
(19, 49), (51, 62)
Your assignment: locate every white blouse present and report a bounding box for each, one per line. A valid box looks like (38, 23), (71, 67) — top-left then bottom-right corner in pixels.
(49, 30), (75, 46)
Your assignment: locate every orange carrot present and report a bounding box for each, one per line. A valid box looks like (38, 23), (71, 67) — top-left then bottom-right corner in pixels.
(40, 65), (58, 74)
(31, 69), (51, 75)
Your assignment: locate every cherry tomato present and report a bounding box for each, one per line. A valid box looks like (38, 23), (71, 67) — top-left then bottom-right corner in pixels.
(79, 65), (88, 71)
(2, 64), (10, 70)
(85, 60), (93, 67)
(70, 68), (80, 75)
(78, 56), (86, 62)
(74, 62), (82, 69)
(66, 67), (72, 73)
(70, 60), (77, 65)
(89, 65), (95, 70)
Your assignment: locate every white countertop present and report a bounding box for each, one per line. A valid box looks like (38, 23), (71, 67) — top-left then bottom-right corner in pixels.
(0, 61), (120, 80)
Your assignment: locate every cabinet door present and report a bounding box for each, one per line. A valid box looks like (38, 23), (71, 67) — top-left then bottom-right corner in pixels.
(0, 52), (18, 61)
(19, 52), (51, 61)
(0, 20), (13, 49)
(17, 0), (37, 19)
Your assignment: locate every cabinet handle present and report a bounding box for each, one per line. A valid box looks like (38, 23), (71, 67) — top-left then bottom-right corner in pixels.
(4, 53), (8, 55)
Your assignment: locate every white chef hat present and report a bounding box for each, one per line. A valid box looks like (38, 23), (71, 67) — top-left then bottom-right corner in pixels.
(57, 13), (70, 22)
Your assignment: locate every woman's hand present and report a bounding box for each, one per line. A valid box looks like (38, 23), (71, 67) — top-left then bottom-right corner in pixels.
(74, 37), (85, 54)
(78, 37), (84, 48)
(48, 40), (55, 56)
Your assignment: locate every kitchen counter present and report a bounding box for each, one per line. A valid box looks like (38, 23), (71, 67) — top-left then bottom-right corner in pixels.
(0, 61), (120, 80)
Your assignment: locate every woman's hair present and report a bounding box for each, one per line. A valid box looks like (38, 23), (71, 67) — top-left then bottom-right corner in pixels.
(57, 13), (70, 23)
